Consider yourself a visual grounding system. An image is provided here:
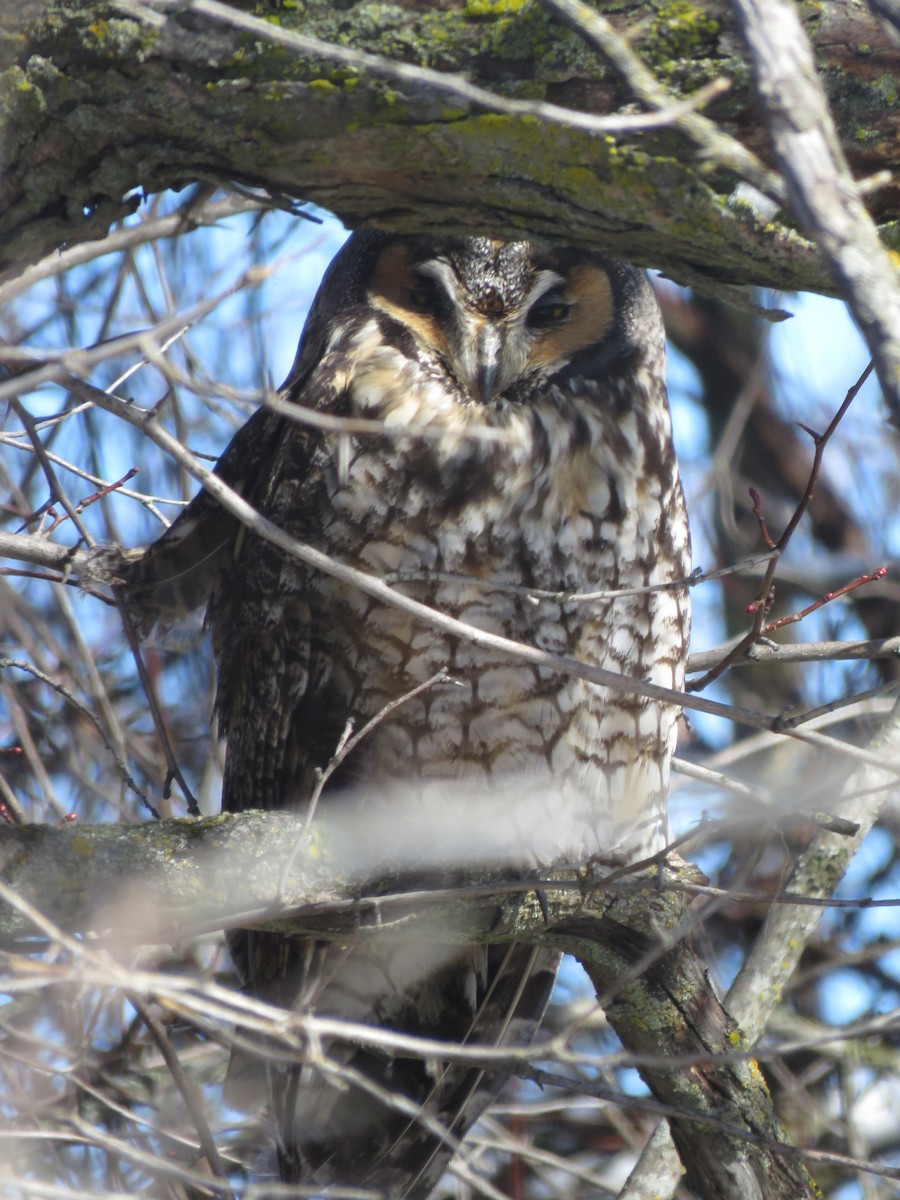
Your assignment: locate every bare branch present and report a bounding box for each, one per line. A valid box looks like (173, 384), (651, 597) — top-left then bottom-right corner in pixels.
(688, 360), (874, 690)
(727, 698), (900, 1041)
(687, 634), (900, 673)
(730, 0), (900, 421)
(622, 701), (900, 1198)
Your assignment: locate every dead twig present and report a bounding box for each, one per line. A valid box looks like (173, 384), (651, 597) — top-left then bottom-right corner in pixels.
(689, 361), (875, 691)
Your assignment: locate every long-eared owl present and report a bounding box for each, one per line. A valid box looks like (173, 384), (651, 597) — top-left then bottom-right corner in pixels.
(115, 232), (690, 1197)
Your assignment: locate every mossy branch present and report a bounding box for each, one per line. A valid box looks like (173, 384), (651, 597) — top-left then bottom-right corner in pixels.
(0, 811), (816, 1199)
(2, 0), (898, 298)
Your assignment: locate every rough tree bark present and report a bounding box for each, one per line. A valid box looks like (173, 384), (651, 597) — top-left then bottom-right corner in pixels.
(2, 0), (898, 293)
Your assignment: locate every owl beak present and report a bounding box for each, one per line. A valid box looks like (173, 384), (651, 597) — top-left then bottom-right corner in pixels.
(474, 323), (502, 404)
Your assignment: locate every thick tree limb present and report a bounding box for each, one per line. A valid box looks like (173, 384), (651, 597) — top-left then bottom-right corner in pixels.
(0, 809), (817, 1198)
(568, 912), (815, 1199)
(2, 0), (898, 296)
(0, 809), (612, 945)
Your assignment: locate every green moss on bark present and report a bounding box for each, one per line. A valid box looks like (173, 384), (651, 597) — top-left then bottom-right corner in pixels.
(1, 0), (897, 294)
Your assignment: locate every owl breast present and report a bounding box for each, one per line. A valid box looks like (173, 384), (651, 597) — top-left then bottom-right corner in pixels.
(280, 319), (690, 865)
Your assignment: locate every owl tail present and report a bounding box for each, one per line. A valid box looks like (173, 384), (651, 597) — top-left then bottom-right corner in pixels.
(379, 943), (560, 1200)
(257, 941), (559, 1199)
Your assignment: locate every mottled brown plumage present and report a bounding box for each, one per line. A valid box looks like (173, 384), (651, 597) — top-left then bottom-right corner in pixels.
(115, 232), (690, 1196)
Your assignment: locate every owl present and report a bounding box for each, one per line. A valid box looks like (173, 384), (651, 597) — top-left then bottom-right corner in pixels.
(115, 232), (690, 1196)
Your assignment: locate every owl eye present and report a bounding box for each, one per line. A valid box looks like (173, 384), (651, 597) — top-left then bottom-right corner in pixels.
(409, 275), (452, 320)
(527, 291), (572, 329)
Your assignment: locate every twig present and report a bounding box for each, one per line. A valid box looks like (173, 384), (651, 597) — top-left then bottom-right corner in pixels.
(526, 1065), (900, 1184)
(467, 1118), (615, 1197)
(0, 658), (150, 812)
(7, 398), (96, 549)
(113, 601), (197, 816)
(0, 429), (173, 517)
(0, 771), (26, 824)
(0, 192), (266, 307)
(0, 677), (69, 820)
(539, 0), (784, 200)
(672, 758), (867, 839)
(51, 571), (136, 807)
(266, 388), (514, 446)
(760, 566), (887, 635)
(381, 557), (772, 605)
(672, 756), (775, 807)
(773, 677), (899, 732)
(748, 486), (775, 551)
(45, 468), (140, 535)
(277, 668), (456, 897)
(129, 995), (228, 1179)
(688, 361), (875, 691)
(0, 262), (280, 406)
(0, 566), (118, 603)
(670, 880), (900, 911)
(687, 634), (900, 674)
(5, 405), (197, 817)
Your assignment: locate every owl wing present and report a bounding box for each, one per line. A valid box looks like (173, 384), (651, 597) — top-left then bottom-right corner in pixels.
(108, 262), (338, 643)
(104, 404), (287, 639)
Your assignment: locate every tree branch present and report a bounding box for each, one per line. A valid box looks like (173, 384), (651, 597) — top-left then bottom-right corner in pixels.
(729, 0), (900, 422)
(3, 0), (898, 298)
(620, 701), (900, 1198)
(0, 806), (822, 1198)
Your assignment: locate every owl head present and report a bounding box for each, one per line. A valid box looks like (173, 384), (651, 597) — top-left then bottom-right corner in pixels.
(287, 232), (663, 410)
